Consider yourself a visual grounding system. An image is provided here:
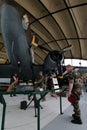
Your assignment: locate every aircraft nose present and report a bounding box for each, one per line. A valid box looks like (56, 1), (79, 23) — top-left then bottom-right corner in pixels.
(50, 51), (62, 62)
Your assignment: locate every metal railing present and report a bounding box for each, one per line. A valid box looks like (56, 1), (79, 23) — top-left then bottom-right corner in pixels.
(0, 88), (66, 130)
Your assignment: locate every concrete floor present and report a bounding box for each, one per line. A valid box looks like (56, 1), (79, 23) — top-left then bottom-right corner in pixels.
(0, 92), (87, 130)
(0, 93), (70, 130)
(42, 93), (87, 130)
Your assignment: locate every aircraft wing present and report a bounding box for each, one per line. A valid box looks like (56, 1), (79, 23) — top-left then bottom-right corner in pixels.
(0, 64), (18, 78)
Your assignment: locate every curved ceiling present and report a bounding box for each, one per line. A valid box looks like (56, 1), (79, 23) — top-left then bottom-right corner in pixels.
(0, 0), (87, 64)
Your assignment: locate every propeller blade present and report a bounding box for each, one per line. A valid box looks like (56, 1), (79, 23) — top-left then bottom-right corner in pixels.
(59, 45), (72, 54)
(38, 45), (51, 52)
(31, 35), (50, 52)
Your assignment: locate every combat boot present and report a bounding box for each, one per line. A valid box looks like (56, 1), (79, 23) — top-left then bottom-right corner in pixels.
(72, 114), (77, 119)
(71, 117), (82, 124)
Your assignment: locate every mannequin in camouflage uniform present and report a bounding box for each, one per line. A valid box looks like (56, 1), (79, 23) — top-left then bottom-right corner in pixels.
(34, 71), (46, 101)
(66, 65), (82, 124)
